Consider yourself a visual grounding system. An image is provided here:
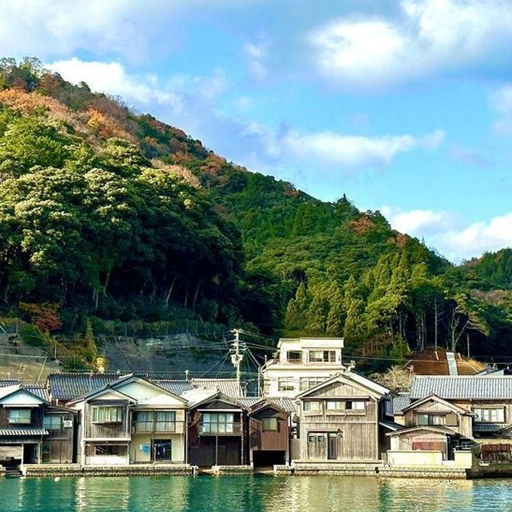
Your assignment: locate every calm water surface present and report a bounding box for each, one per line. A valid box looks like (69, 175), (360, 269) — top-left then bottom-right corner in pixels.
(0, 475), (511, 512)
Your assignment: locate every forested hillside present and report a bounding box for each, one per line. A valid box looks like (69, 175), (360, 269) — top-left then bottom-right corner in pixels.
(1, 57), (511, 371)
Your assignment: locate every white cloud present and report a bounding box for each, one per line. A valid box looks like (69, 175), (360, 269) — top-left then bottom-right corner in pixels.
(0, 0), (168, 61)
(309, 0), (512, 89)
(245, 38), (270, 81)
(450, 146), (491, 168)
(47, 58), (230, 147)
(490, 84), (512, 135)
(281, 129), (444, 168)
(383, 206), (512, 262)
(48, 59), (182, 109)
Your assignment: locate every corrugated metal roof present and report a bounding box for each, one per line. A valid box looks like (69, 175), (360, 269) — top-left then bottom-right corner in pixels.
(0, 428), (48, 436)
(393, 394), (411, 415)
(410, 376), (512, 400)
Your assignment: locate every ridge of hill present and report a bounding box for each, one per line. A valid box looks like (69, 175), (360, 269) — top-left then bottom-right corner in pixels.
(0, 57), (511, 373)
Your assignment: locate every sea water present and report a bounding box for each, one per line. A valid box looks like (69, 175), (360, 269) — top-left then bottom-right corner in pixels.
(0, 475), (508, 512)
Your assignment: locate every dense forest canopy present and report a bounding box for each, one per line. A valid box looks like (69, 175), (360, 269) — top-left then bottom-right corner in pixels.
(1, 57), (512, 370)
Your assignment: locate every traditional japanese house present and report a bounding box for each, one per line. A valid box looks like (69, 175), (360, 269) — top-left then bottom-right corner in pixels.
(0, 385), (74, 469)
(295, 371), (391, 462)
(387, 375), (512, 464)
(387, 394), (475, 462)
(246, 398), (292, 467)
(68, 375), (188, 465)
(47, 372), (144, 406)
(185, 389), (247, 467)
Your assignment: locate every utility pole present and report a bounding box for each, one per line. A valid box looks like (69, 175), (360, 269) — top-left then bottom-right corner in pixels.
(230, 329), (244, 396)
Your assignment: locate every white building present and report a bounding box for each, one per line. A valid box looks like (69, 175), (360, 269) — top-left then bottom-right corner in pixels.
(260, 337), (345, 397)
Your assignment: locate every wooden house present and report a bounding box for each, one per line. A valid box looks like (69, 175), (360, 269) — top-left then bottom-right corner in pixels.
(387, 394), (475, 460)
(68, 375), (187, 465)
(295, 372), (391, 462)
(388, 375), (512, 464)
(185, 389), (246, 467)
(246, 398), (293, 467)
(0, 385), (74, 469)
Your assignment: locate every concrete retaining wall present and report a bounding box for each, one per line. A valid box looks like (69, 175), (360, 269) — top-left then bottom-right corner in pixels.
(21, 464), (196, 477)
(209, 465), (253, 475)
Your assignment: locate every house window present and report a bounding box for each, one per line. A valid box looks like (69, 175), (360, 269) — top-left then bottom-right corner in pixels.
(155, 411), (176, 432)
(299, 377), (326, 391)
(326, 401), (345, 411)
(262, 417), (278, 431)
(287, 351), (302, 363)
(86, 444), (127, 457)
(201, 412), (235, 433)
(308, 350), (336, 363)
(303, 401), (322, 412)
(346, 401), (365, 411)
(325, 400), (365, 411)
(474, 408), (505, 423)
(92, 406), (123, 424)
(278, 377), (295, 392)
(417, 414), (446, 426)
(43, 415), (62, 430)
(8, 409), (31, 424)
(134, 411), (176, 432)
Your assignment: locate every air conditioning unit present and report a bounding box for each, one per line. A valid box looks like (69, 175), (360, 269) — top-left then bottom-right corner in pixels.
(63, 420), (73, 428)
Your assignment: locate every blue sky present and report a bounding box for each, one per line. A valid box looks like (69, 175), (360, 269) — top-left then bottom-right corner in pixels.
(1, 0), (512, 263)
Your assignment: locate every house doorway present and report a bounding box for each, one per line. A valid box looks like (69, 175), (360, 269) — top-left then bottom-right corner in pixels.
(153, 440), (172, 463)
(22, 444), (38, 464)
(328, 433), (339, 460)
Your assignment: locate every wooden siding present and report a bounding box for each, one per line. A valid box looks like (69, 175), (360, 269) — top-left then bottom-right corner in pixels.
(0, 406), (43, 428)
(83, 402), (130, 439)
(298, 380), (381, 462)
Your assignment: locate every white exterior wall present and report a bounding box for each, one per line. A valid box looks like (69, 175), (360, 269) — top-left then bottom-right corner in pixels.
(130, 434), (185, 463)
(261, 338), (345, 397)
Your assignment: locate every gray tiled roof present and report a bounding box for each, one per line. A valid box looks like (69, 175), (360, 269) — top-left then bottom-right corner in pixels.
(237, 397), (263, 408)
(25, 385), (50, 402)
(393, 394), (411, 415)
(265, 397), (297, 413)
(0, 379), (20, 387)
(191, 378), (241, 398)
(47, 373), (133, 401)
(236, 396), (297, 413)
(152, 380), (195, 396)
(410, 376), (512, 400)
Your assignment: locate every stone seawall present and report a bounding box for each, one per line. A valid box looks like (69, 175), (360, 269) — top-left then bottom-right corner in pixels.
(275, 463), (470, 479)
(21, 464), (196, 477)
(208, 465), (253, 475)
(378, 466), (469, 479)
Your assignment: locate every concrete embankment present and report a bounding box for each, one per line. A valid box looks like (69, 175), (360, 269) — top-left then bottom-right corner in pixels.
(21, 464), (196, 477)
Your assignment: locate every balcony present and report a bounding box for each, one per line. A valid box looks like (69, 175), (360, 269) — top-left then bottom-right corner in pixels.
(198, 422), (242, 436)
(132, 420), (185, 434)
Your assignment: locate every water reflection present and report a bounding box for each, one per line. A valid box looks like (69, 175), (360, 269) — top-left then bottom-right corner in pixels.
(260, 476), (479, 512)
(2, 475), (512, 512)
